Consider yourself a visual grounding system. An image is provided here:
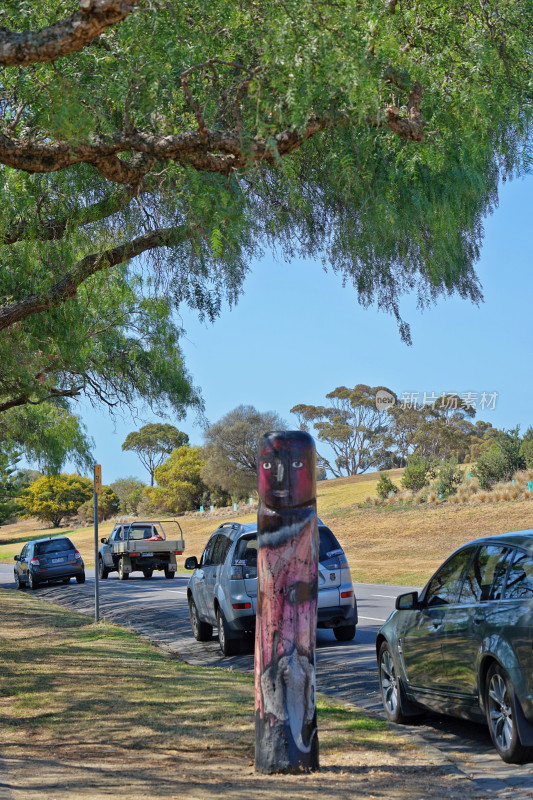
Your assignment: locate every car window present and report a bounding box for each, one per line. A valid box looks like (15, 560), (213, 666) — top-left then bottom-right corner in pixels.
(505, 551), (533, 599)
(233, 536), (258, 578)
(127, 526), (153, 540)
(211, 534), (232, 565)
(20, 544), (29, 559)
(111, 527), (123, 541)
(35, 538), (74, 555)
(424, 547), (475, 607)
(318, 527), (343, 561)
(201, 535), (218, 567)
(460, 545), (512, 603)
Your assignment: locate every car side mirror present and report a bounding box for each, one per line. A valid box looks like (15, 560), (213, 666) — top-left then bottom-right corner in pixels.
(101, 537), (108, 544)
(13, 555), (19, 561)
(395, 591), (419, 611)
(184, 556), (199, 570)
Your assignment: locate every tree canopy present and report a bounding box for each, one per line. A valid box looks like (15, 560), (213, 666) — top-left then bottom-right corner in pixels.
(0, 0), (532, 428)
(202, 405), (287, 499)
(122, 422), (189, 485)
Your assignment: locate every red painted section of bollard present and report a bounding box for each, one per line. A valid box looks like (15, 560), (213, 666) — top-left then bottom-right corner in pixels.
(254, 430), (319, 773)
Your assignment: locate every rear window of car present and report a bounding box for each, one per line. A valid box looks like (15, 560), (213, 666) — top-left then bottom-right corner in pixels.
(35, 538), (74, 555)
(233, 535), (258, 566)
(319, 527), (343, 561)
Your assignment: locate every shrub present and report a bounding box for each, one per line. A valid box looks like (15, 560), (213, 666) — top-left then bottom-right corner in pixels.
(77, 486), (120, 524)
(402, 456), (436, 492)
(473, 429), (526, 489)
(435, 458), (463, 498)
(376, 472), (399, 500)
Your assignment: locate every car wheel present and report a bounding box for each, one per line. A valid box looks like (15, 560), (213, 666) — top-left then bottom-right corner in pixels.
(28, 571), (39, 591)
(485, 663), (533, 763)
(216, 607), (239, 656)
(62, 577), (71, 584)
(98, 557), (109, 580)
(333, 624), (356, 642)
(14, 571), (24, 590)
(118, 559), (129, 580)
(378, 641), (411, 724)
(142, 569), (154, 579)
(164, 569), (175, 579)
(76, 572), (86, 584)
(188, 597), (213, 641)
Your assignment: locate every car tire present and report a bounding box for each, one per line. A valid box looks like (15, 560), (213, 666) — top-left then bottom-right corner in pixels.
(98, 557), (109, 580)
(216, 607), (240, 656)
(485, 663), (533, 763)
(333, 624), (356, 642)
(28, 571), (39, 591)
(378, 641), (413, 724)
(142, 569), (154, 579)
(14, 571), (24, 590)
(76, 572), (86, 584)
(118, 559), (129, 580)
(164, 569), (175, 579)
(188, 597), (213, 641)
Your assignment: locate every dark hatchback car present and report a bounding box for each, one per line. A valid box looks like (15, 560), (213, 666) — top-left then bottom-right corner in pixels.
(14, 537), (85, 590)
(377, 529), (533, 763)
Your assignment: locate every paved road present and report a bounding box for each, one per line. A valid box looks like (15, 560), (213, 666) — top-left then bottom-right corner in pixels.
(2, 564), (533, 797)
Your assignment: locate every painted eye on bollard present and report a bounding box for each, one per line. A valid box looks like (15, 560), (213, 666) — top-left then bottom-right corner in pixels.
(262, 461), (272, 470)
(292, 460), (304, 469)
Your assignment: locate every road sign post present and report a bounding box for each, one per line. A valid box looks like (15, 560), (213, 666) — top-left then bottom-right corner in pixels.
(94, 464), (101, 623)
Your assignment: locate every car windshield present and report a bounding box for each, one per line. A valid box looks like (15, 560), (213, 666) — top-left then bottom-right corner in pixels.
(35, 538), (74, 555)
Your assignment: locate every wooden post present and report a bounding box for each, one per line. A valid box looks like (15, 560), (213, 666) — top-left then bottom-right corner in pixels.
(254, 431), (319, 773)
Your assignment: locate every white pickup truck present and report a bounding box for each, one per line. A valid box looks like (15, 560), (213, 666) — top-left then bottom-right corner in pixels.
(98, 520), (185, 580)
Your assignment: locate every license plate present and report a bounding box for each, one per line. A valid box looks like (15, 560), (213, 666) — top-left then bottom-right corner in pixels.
(51, 557), (65, 564)
(141, 552), (153, 557)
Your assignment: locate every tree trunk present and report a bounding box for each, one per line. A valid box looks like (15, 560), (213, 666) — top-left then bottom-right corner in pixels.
(254, 431), (319, 773)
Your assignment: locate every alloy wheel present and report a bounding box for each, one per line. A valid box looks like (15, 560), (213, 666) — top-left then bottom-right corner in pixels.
(488, 672), (514, 754)
(380, 648), (399, 716)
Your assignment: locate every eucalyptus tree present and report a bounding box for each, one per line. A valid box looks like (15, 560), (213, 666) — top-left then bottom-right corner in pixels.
(0, 0), (532, 424)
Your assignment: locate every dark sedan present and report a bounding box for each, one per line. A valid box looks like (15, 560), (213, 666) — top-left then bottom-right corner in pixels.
(14, 537), (85, 590)
(377, 529), (533, 763)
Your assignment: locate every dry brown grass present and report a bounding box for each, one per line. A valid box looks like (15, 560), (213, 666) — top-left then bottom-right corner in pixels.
(3, 466), (533, 586)
(0, 590), (482, 800)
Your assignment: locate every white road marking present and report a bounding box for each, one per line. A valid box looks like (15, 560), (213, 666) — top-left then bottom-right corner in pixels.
(358, 615), (387, 622)
(371, 594), (398, 599)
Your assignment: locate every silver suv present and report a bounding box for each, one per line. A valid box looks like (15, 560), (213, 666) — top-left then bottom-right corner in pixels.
(185, 520), (357, 655)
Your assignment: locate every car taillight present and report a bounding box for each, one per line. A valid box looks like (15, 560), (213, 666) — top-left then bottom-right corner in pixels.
(232, 602), (251, 609)
(131, 552), (138, 556)
(174, 551), (182, 555)
(74, 551), (81, 560)
(341, 590), (353, 598)
(230, 566), (243, 580)
(30, 557), (40, 566)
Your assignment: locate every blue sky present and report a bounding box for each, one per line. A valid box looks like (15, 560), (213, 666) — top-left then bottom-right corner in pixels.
(67, 173), (533, 486)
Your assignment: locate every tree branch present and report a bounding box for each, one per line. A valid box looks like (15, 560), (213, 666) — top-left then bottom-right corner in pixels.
(0, 109), (423, 185)
(0, 384), (84, 413)
(0, 225), (188, 331)
(2, 187), (137, 245)
(0, 0), (138, 67)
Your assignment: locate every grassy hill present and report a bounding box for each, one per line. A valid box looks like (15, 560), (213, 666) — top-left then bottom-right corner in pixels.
(2, 467), (533, 585)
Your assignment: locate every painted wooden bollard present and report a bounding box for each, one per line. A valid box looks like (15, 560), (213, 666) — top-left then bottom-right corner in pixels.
(254, 430), (319, 773)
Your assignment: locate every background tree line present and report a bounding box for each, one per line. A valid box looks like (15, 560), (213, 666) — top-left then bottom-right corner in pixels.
(6, 389), (533, 526)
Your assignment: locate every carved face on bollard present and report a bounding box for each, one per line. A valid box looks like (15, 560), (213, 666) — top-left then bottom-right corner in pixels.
(257, 431), (316, 509)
